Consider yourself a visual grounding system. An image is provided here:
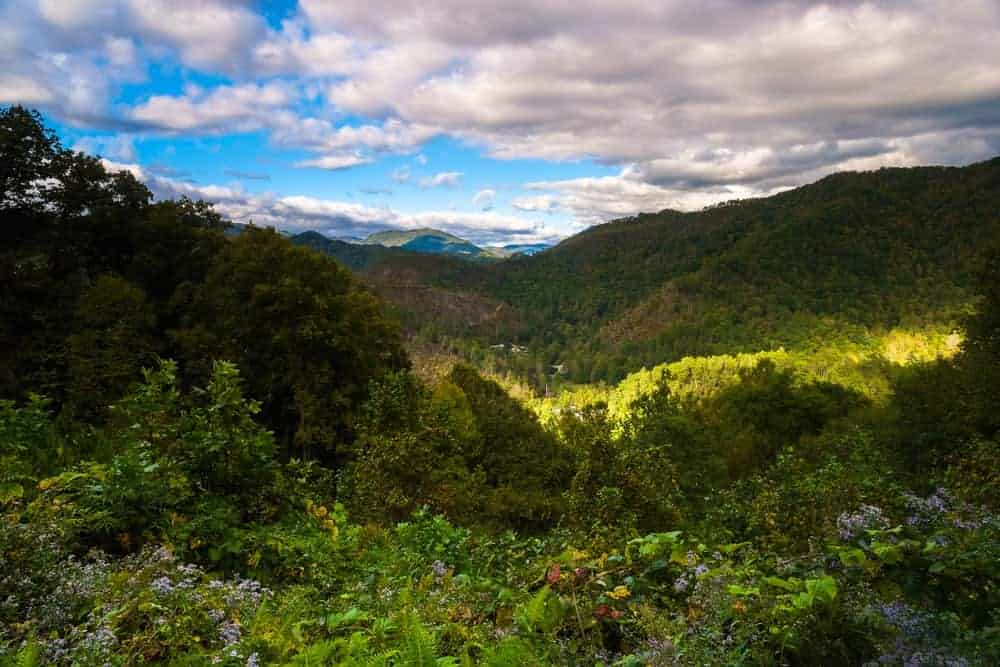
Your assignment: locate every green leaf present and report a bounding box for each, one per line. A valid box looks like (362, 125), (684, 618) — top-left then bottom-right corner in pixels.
(763, 576), (799, 591)
(836, 548), (867, 566)
(805, 576), (837, 604)
(0, 482), (24, 504)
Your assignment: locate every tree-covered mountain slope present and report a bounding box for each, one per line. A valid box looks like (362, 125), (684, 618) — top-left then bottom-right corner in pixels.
(579, 160), (1000, 366)
(288, 160), (1000, 385)
(291, 231), (520, 338)
(364, 227), (498, 260)
(494, 160), (998, 332)
(364, 159), (1000, 382)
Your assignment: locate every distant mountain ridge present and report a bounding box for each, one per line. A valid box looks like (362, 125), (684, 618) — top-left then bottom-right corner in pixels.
(294, 227), (553, 262)
(362, 227), (490, 259)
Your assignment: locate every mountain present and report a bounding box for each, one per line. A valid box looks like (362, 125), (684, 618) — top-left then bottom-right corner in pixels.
(487, 160), (1000, 379)
(290, 231), (518, 338)
(362, 227), (497, 260)
(290, 230), (408, 272)
(299, 159), (1000, 385)
(485, 243), (553, 257)
(504, 242), (551, 256)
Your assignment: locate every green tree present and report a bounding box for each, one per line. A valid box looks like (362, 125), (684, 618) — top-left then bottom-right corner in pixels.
(171, 227), (408, 462)
(65, 275), (159, 423)
(959, 243), (1000, 437)
(346, 371), (484, 523)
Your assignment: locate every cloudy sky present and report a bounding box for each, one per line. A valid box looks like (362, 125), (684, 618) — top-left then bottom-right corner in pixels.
(3, 0), (999, 245)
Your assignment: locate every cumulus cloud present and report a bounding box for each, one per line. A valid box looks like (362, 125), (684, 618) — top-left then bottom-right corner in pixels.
(0, 0), (265, 126)
(522, 172), (787, 225)
(473, 188), (495, 211)
(419, 171), (463, 188)
(129, 83), (294, 133)
(125, 85), (436, 169)
(270, 116), (438, 156)
(0, 74), (55, 105)
(293, 153), (373, 170)
(7, 0), (1000, 231)
(295, 0), (1000, 213)
(511, 194), (560, 214)
(36, 0), (265, 72)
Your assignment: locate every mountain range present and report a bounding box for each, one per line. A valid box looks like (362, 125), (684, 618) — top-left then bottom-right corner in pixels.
(290, 227), (552, 263)
(296, 158), (1000, 384)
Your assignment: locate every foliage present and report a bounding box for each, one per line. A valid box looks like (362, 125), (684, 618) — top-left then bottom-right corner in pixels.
(3, 107), (1000, 664)
(1, 105), (405, 462)
(346, 367), (571, 529)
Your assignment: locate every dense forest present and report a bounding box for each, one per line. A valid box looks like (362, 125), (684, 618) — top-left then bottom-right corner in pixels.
(2, 106), (999, 665)
(300, 158), (1000, 388)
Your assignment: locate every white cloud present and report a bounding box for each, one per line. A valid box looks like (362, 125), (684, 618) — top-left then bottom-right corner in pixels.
(419, 171), (463, 188)
(271, 116), (437, 156)
(293, 0), (1000, 211)
(129, 83), (294, 133)
(32, 0), (264, 72)
(293, 153), (373, 170)
(522, 171), (786, 225)
(0, 74), (54, 104)
(7, 0), (1000, 231)
(121, 0), (265, 72)
(511, 194), (559, 214)
(101, 159), (558, 245)
(472, 188), (495, 211)
(103, 36), (139, 69)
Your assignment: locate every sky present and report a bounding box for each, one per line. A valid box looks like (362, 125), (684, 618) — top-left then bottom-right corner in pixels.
(2, 0), (1000, 246)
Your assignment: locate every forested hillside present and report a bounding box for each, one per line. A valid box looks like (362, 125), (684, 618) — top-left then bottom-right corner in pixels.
(2, 107), (1000, 666)
(0, 107), (407, 461)
(299, 160), (999, 386)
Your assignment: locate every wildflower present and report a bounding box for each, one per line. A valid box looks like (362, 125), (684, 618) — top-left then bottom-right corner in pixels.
(953, 517), (984, 530)
(693, 564), (709, 577)
(546, 564), (561, 585)
(246, 652), (260, 667)
(150, 576), (174, 595)
(609, 585), (630, 600)
(431, 560), (448, 579)
(219, 621), (242, 646)
(837, 505), (887, 541)
(152, 546), (174, 562)
(646, 638), (674, 656)
(674, 575), (690, 593)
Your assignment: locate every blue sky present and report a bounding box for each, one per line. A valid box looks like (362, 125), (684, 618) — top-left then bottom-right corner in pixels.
(3, 1), (999, 245)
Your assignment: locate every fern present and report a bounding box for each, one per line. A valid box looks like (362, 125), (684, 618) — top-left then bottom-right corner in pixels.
(481, 638), (546, 667)
(398, 612), (439, 667)
(515, 586), (565, 635)
(12, 642), (42, 667)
